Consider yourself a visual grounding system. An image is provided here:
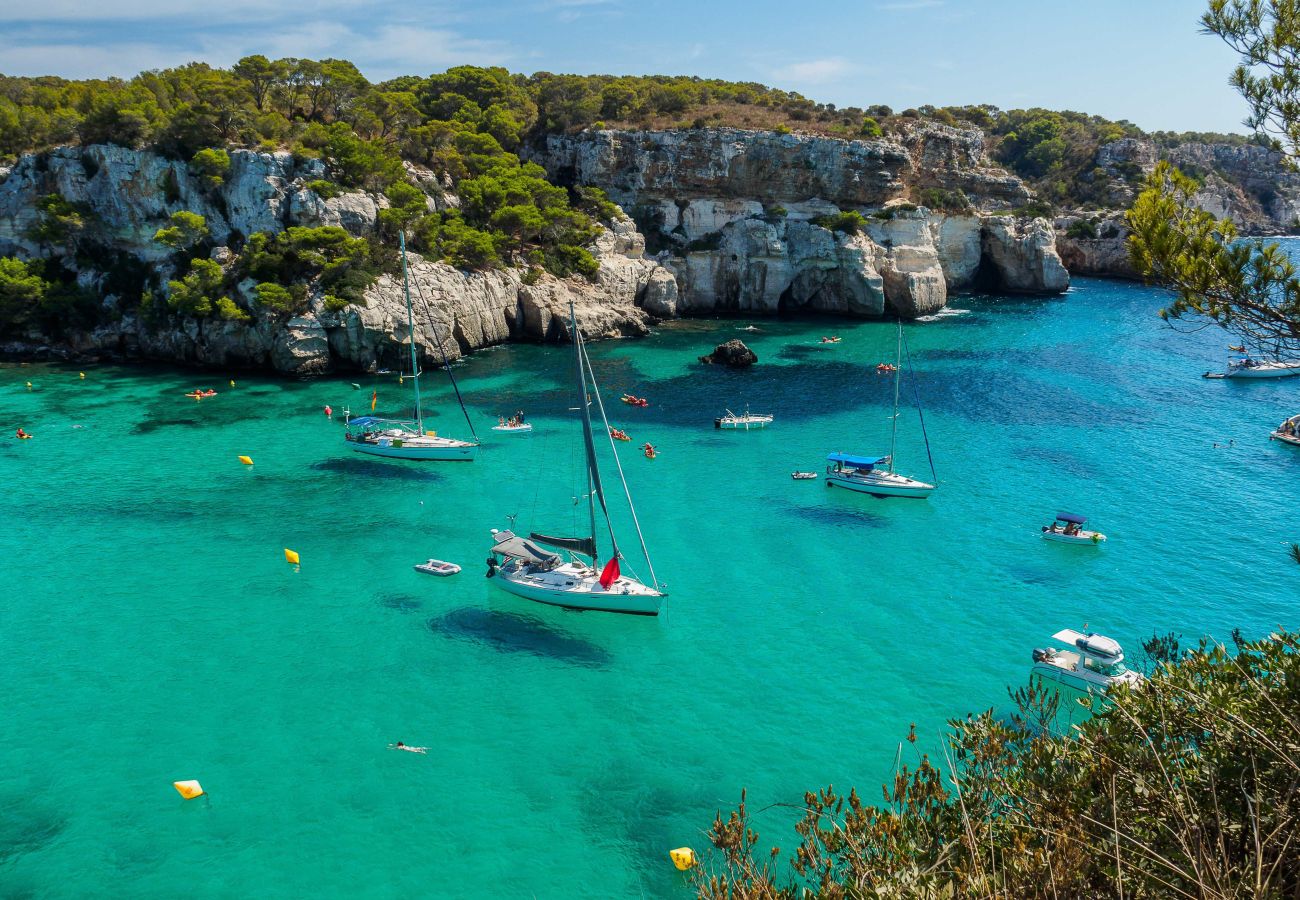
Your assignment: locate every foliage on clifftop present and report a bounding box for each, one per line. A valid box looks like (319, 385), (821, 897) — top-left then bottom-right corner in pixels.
(695, 630), (1300, 898)
(0, 61), (1272, 224)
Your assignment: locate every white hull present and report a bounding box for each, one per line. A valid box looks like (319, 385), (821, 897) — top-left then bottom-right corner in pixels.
(492, 424), (532, 433)
(488, 562), (663, 616)
(1031, 663), (1114, 694)
(717, 418), (772, 430)
(1042, 530), (1106, 545)
(348, 439), (477, 461)
(1273, 431), (1300, 447)
(826, 470), (935, 498)
(1225, 362), (1300, 378)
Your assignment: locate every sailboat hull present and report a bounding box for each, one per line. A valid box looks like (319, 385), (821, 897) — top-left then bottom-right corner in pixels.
(826, 470), (935, 498)
(488, 564), (663, 616)
(347, 438), (478, 461)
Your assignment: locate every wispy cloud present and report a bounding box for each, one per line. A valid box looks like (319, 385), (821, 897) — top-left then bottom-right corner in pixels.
(0, 22), (510, 80)
(771, 57), (858, 84)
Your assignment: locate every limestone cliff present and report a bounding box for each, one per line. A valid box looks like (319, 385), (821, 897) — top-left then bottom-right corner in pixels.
(0, 145), (674, 373)
(532, 124), (1068, 318)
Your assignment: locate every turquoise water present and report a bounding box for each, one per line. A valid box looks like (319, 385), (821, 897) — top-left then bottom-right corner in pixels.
(2, 276), (1298, 897)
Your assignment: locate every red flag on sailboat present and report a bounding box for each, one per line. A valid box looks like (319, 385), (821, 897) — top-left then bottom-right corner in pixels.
(598, 556), (620, 589)
(370, 390), (378, 411)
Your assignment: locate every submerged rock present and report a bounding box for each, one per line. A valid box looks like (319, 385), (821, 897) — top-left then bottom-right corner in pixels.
(699, 339), (758, 367)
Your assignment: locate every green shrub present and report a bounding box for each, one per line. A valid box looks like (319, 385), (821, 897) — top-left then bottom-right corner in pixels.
(917, 188), (972, 213)
(153, 210), (209, 250)
(812, 210), (868, 234)
(215, 295), (250, 322)
(190, 148), (231, 188)
(305, 179), (341, 199)
(774, 123), (791, 135)
(1066, 218), (1099, 239)
(253, 281), (295, 312)
(859, 117), (883, 138)
(166, 257), (224, 317)
(323, 294), (351, 313)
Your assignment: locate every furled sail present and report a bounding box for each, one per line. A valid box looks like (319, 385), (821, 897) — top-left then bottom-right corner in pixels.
(529, 532), (597, 559)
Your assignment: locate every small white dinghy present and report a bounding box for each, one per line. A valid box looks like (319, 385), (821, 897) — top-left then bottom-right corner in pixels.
(1270, 414), (1300, 447)
(791, 471), (819, 480)
(1042, 512), (1106, 545)
(492, 423), (533, 433)
(414, 559), (461, 576)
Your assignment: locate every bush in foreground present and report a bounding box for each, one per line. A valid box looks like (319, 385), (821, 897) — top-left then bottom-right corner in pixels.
(696, 631), (1300, 898)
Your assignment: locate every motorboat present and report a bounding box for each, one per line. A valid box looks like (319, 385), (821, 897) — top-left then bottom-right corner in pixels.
(825, 453), (935, 498)
(824, 321), (936, 499)
(486, 302), (666, 616)
(715, 407), (773, 430)
(414, 559), (461, 576)
(493, 419), (532, 433)
(1031, 629), (1144, 693)
(791, 471), (818, 480)
(343, 232), (479, 462)
(1042, 511), (1106, 545)
(1270, 414), (1300, 447)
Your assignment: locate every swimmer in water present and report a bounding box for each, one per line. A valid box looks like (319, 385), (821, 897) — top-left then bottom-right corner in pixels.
(389, 741), (427, 754)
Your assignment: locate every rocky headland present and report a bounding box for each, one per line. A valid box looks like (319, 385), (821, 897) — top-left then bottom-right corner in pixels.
(11, 121), (1265, 375)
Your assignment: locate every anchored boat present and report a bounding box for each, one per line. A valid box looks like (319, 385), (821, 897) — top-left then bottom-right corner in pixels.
(825, 321), (936, 499)
(343, 233), (479, 462)
(414, 559), (461, 576)
(1031, 629), (1143, 693)
(1205, 347), (1300, 379)
(1271, 414), (1300, 447)
(715, 407), (773, 430)
(1041, 512), (1106, 545)
(486, 303), (665, 616)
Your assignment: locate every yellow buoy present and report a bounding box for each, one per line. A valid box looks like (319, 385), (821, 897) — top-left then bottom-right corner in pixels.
(229, 380), (236, 388)
(173, 780), (204, 799)
(284, 548), (300, 565)
(25, 382), (32, 390)
(79, 372), (86, 379)
(669, 848), (697, 871)
(238, 455), (254, 466)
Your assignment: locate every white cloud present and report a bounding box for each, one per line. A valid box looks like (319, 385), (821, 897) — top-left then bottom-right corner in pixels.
(0, 23), (511, 81)
(772, 57), (857, 84)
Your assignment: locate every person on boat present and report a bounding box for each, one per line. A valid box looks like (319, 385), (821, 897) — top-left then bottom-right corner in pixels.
(517, 410), (525, 424)
(15, 428), (29, 439)
(389, 741), (427, 754)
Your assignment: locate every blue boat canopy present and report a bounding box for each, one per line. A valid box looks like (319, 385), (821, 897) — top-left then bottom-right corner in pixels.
(1055, 511), (1088, 525)
(347, 416), (380, 427)
(827, 453), (887, 468)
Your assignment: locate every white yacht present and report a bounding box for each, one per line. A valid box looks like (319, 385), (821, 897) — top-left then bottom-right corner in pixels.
(715, 407), (773, 429)
(824, 453), (935, 498)
(343, 232), (479, 462)
(824, 320), (936, 499)
(486, 303), (665, 616)
(1031, 629), (1143, 693)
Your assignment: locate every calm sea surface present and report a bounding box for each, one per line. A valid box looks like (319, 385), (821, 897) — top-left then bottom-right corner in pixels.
(2, 275), (1297, 897)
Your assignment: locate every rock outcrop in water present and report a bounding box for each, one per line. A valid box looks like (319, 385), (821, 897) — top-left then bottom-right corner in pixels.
(699, 339), (758, 367)
(532, 124), (1069, 318)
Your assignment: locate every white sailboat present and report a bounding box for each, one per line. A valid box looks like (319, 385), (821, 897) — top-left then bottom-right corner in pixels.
(715, 406), (774, 429)
(825, 320), (936, 498)
(486, 303), (665, 616)
(343, 233), (479, 461)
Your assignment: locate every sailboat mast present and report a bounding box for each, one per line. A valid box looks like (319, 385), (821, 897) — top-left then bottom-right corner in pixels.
(570, 303), (619, 561)
(889, 319), (902, 474)
(400, 231), (423, 432)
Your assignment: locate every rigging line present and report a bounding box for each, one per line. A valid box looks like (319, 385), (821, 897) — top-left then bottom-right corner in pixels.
(580, 335), (660, 591)
(901, 325), (938, 484)
(405, 242), (480, 445)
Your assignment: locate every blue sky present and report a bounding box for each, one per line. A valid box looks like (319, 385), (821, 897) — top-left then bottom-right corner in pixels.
(0, 0), (1250, 134)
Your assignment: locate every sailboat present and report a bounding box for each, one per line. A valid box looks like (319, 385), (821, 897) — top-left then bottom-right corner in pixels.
(825, 320), (936, 498)
(343, 233), (479, 461)
(486, 302), (665, 616)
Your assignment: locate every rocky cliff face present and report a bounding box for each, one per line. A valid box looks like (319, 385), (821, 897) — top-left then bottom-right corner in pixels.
(0, 127), (1073, 373)
(1092, 137), (1300, 234)
(1055, 214), (1138, 281)
(533, 124), (1068, 318)
(0, 145), (675, 374)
